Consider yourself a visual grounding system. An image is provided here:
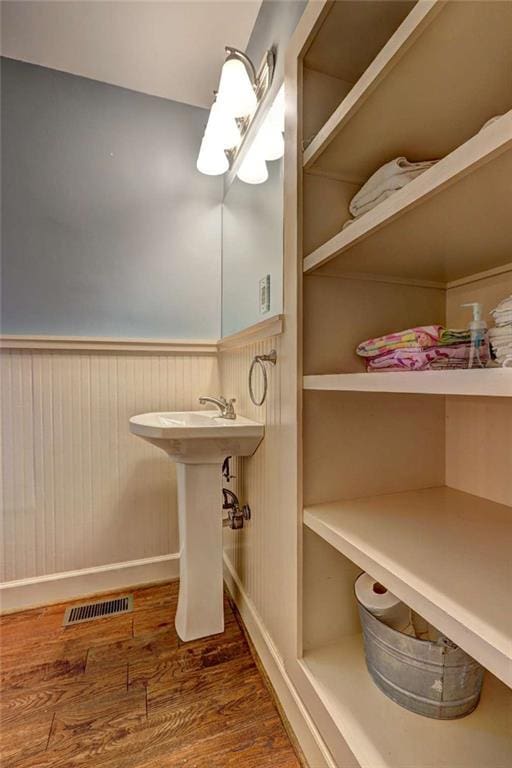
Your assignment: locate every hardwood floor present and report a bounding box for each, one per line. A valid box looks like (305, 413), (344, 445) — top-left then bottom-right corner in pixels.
(0, 582), (302, 767)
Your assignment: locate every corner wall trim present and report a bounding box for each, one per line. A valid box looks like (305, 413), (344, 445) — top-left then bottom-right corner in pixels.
(218, 314), (284, 351)
(0, 335), (218, 354)
(0, 553), (180, 613)
(223, 553), (336, 768)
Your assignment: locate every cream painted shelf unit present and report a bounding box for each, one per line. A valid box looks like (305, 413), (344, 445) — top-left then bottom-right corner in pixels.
(300, 638), (512, 768)
(303, 369), (512, 397)
(303, 0), (512, 181)
(304, 487), (512, 686)
(289, 1), (512, 766)
(303, 113), (512, 280)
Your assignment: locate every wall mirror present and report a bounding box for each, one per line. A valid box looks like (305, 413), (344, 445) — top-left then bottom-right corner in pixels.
(221, 86), (284, 338)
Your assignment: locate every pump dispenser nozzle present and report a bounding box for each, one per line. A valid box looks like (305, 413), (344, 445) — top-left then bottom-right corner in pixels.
(461, 302), (484, 328)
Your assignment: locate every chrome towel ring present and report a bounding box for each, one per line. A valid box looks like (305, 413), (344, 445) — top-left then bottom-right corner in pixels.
(248, 349), (277, 406)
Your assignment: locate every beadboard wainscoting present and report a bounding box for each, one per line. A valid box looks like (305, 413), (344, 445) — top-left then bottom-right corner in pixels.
(0, 345), (219, 601)
(219, 334), (292, 657)
(219, 335), (335, 768)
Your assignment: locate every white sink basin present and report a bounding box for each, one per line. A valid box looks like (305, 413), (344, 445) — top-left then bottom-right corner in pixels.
(129, 410), (264, 463)
(129, 409), (264, 642)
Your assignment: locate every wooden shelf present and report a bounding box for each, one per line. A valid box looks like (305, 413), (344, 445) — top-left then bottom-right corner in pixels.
(304, 487), (512, 686)
(303, 113), (512, 281)
(304, 1), (512, 183)
(303, 0), (440, 171)
(304, 369), (512, 397)
(301, 636), (512, 768)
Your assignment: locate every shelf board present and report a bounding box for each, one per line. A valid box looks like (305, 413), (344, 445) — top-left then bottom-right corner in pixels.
(303, 112), (512, 281)
(304, 486), (512, 686)
(301, 636), (512, 768)
(303, 369), (512, 397)
(304, 1), (512, 183)
(303, 0), (441, 170)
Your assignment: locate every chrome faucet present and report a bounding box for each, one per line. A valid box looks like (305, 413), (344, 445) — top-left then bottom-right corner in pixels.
(198, 395), (236, 419)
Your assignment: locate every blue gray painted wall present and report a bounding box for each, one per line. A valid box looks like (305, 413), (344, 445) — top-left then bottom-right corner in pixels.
(1, 57), (221, 339)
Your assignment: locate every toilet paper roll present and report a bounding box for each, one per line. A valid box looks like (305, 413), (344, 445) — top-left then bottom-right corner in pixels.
(355, 573), (411, 632)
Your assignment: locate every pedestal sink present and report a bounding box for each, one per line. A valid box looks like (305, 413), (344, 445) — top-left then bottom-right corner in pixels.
(129, 410), (264, 641)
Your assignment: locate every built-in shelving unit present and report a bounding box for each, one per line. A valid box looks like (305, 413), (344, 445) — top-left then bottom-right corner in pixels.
(288, 0), (512, 764)
(304, 487), (512, 685)
(304, 113), (512, 280)
(303, 1), (512, 181)
(303, 0), (440, 171)
(300, 637), (512, 768)
(304, 369), (512, 397)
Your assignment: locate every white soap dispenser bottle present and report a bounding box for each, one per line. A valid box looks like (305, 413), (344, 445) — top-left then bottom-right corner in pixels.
(461, 302), (489, 369)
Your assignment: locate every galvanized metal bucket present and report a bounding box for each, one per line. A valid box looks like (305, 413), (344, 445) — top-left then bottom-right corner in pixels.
(357, 603), (484, 719)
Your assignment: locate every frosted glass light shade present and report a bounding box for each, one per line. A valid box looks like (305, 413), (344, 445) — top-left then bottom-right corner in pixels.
(253, 86), (285, 160)
(205, 101), (240, 150)
(237, 144), (268, 184)
(196, 138), (229, 176)
(269, 85), (285, 132)
(217, 57), (257, 118)
(256, 118), (284, 161)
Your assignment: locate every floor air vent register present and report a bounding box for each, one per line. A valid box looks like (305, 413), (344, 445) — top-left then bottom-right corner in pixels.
(63, 595), (134, 626)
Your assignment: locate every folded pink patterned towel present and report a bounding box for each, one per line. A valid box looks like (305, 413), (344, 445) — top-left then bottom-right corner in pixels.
(357, 326), (443, 358)
(366, 344), (486, 372)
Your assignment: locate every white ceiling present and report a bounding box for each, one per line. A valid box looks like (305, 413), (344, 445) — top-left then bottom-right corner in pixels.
(0, 1), (262, 109)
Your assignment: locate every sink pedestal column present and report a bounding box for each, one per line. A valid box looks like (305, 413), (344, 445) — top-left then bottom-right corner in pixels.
(174, 462), (224, 641)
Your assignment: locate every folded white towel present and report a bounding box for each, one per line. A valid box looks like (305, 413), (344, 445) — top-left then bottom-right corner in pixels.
(349, 157), (437, 218)
(491, 295), (512, 315)
(493, 312), (512, 326)
(491, 334), (512, 360)
(490, 343), (512, 353)
(492, 306), (512, 317)
(349, 187), (398, 218)
(494, 346), (512, 356)
(489, 326), (512, 339)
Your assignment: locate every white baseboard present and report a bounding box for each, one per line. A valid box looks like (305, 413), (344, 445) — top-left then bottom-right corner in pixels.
(0, 553), (180, 613)
(223, 554), (336, 768)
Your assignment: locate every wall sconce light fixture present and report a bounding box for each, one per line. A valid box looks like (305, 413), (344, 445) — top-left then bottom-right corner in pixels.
(217, 50), (258, 118)
(196, 46), (281, 181)
(237, 141), (269, 185)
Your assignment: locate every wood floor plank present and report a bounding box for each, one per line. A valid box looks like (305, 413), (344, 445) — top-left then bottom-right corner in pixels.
(0, 582), (301, 768)
(86, 625), (179, 667)
(151, 647), (269, 694)
(0, 613), (134, 672)
(14, 678), (279, 768)
(131, 582), (179, 611)
(0, 708), (54, 765)
(1, 660), (127, 725)
(1, 652), (88, 692)
(47, 687), (147, 753)
(129, 636), (249, 689)
(132, 606), (178, 638)
(134, 715), (302, 768)
(85, 654), (128, 677)
(58, 615), (135, 651)
(0, 612), (63, 647)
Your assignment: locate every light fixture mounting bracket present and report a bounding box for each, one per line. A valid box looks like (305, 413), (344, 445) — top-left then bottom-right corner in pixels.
(224, 46), (257, 82)
(225, 46), (275, 167)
